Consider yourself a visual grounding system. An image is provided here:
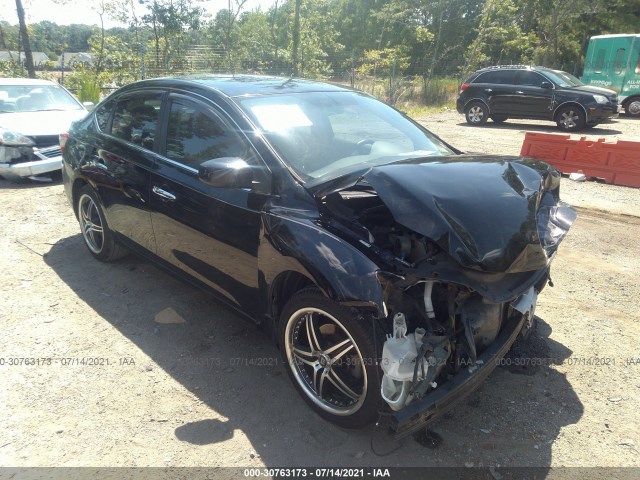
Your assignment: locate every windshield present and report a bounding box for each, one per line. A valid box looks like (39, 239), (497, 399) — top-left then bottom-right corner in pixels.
(542, 70), (584, 88)
(236, 91), (454, 183)
(0, 84), (83, 113)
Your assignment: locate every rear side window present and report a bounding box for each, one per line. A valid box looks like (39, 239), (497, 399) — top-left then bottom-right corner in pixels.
(111, 92), (162, 151)
(95, 100), (114, 132)
(614, 48), (626, 74)
(165, 101), (250, 169)
(594, 49), (606, 73)
(474, 71), (516, 85)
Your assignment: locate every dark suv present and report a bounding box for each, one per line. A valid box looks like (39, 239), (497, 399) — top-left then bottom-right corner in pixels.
(456, 65), (619, 131)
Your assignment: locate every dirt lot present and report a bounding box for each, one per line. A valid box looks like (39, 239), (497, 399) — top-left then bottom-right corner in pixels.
(1, 112), (639, 476)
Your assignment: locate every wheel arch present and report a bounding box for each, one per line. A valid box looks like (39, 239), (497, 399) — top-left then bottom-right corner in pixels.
(268, 270), (315, 332)
(71, 178), (90, 218)
(553, 101), (588, 121)
(622, 95), (640, 108)
(463, 98), (491, 114)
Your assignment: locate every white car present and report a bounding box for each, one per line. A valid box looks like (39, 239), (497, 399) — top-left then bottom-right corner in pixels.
(0, 78), (89, 180)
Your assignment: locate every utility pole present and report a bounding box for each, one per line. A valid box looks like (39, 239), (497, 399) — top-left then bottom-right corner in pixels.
(60, 51), (65, 85)
(141, 41), (146, 79)
(292, 0), (301, 77)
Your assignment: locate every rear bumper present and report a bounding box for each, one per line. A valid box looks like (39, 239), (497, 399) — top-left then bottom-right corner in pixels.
(0, 156), (62, 179)
(390, 312), (525, 438)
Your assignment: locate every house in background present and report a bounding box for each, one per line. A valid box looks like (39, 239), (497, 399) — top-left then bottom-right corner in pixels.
(0, 51), (50, 67)
(55, 52), (94, 69)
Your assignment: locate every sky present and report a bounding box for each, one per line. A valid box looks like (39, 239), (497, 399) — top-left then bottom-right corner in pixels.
(0, 0), (277, 28)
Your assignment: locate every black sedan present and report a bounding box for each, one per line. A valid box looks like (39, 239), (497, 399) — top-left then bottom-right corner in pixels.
(62, 75), (575, 437)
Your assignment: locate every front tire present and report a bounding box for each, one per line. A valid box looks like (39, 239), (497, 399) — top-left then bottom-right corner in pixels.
(491, 115), (508, 124)
(465, 101), (488, 126)
(555, 106), (585, 131)
(77, 186), (127, 262)
(279, 289), (381, 428)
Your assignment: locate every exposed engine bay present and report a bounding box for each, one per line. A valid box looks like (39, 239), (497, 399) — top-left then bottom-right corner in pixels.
(319, 164), (571, 414)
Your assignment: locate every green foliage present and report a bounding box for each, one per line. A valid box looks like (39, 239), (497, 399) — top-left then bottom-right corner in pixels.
(0, 60), (28, 77)
(78, 76), (102, 103)
(64, 68), (102, 102)
(358, 47), (411, 77)
(4, 0), (639, 106)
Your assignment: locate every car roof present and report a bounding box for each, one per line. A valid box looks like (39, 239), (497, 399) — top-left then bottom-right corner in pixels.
(127, 74), (353, 98)
(0, 78), (58, 86)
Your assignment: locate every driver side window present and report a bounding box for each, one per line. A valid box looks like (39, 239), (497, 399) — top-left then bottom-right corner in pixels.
(166, 101), (252, 170)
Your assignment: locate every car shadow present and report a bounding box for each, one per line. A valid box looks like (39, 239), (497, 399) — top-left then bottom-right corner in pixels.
(0, 175), (62, 190)
(455, 121), (623, 136)
(44, 234), (583, 472)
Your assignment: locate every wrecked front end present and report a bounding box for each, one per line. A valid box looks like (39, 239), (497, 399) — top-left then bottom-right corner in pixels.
(315, 155), (576, 437)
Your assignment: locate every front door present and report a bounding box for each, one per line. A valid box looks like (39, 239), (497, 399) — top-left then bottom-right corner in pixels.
(512, 71), (554, 119)
(149, 95), (267, 319)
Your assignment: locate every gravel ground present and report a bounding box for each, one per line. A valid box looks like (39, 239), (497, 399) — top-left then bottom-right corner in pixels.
(0, 111), (639, 477)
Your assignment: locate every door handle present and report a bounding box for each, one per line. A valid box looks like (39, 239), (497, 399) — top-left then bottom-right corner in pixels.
(515, 90), (524, 94)
(152, 186), (176, 201)
(484, 88), (493, 92)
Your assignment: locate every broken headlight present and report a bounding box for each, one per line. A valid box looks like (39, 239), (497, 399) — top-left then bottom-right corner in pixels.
(0, 128), (35, 164)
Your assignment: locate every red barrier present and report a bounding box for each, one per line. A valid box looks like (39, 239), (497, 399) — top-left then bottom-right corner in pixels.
(520, 132), (640, 188)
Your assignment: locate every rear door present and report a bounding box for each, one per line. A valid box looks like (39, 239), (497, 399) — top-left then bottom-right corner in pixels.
(85, 90), (164, 253)
(149, 93), (268, 319)
(472, 70), (516, 115)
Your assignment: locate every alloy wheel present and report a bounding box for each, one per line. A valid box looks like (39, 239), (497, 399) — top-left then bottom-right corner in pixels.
(559, 110), (579, 129)
(468, 106), (484, 123)
(78, 193), (105, 254)
(284, 307), (368, 416)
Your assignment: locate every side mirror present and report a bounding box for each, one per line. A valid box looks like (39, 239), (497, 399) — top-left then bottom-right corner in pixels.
(82, 101), (95, 111)
(198, 157), (253, 189)
(541, 82), (553, 90)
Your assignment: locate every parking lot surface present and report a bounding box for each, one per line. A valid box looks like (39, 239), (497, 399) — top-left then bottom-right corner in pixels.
(1, 112), (639, 473)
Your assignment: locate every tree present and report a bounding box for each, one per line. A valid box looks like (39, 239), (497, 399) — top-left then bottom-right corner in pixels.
(14, 0), (35, 77)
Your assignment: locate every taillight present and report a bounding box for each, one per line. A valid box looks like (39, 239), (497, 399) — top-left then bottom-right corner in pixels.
(459, 83), (470, 92)
(59, 132), (69, 152)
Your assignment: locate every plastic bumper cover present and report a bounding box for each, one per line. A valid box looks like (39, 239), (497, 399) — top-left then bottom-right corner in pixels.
(0, 156), (62, 179)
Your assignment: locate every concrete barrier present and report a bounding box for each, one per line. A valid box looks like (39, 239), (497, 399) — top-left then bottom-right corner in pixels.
(520, 132), (640, 188)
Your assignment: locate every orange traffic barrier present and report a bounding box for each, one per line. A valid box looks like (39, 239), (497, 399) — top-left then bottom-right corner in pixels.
(520, 132), (640, 188)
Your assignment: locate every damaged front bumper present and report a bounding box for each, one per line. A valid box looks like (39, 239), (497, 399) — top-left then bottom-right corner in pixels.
(390, 310), (525, 438)
(0, 146), (62, 179)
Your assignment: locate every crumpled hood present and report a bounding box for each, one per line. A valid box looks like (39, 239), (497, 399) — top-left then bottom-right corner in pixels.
(0, 110), (87, 136)
(325, 155), (576, 273)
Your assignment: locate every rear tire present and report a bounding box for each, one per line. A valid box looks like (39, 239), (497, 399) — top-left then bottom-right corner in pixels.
(625, 98), (640, 117)
(491, 115), (508, 124)
(77, 186), (127, 262)
(279, 289), (381, 428)
(465, 101), (488, 126)
(555, 106), (586, 131)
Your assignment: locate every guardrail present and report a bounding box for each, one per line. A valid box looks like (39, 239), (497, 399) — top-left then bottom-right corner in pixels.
(520, 132), (640, 188)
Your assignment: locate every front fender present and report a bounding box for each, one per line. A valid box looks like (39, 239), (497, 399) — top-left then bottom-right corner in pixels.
(260, 210), (386, 317)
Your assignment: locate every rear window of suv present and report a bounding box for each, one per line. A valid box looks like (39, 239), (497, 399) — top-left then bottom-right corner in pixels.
(473, 70), (516, 84)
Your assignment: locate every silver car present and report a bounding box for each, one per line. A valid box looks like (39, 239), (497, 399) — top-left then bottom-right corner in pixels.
(0, 78), (88, 180)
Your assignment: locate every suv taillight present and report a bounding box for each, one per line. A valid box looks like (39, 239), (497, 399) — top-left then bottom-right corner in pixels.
(59, 133), (69, 152)
(459, 83), (470, 92)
